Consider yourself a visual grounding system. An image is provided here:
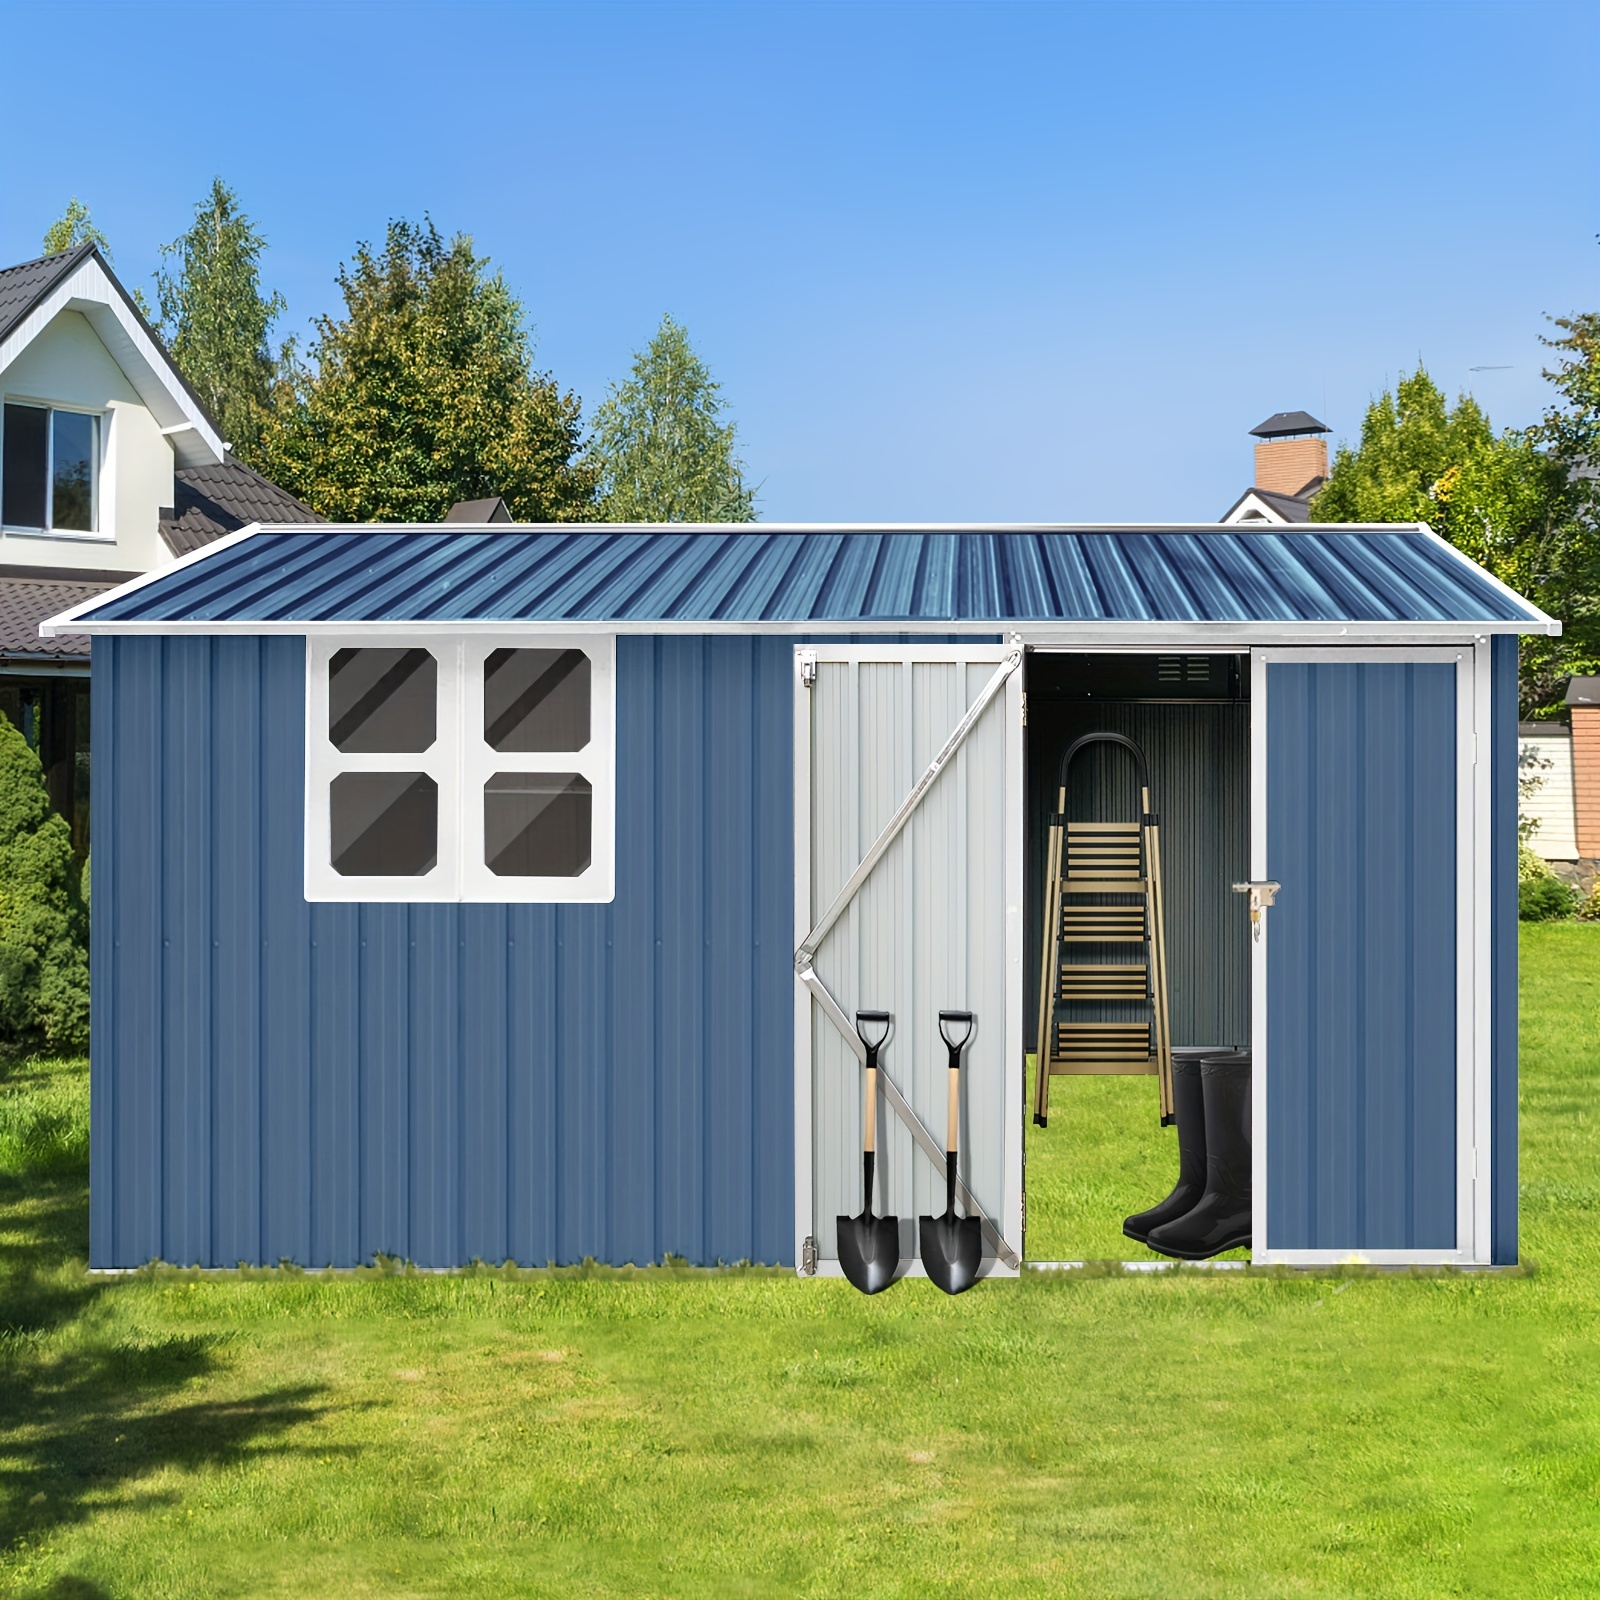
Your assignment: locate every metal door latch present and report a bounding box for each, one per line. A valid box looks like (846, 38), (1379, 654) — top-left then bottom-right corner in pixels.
(1232, 880), (1281, 942)
(800, 1235), (818, 1275)
(799, 651), (817, 688)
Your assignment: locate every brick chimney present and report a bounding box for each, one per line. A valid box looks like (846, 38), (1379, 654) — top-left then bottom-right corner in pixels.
(1567, 677), (1600, 859)
(1251, 411), (1330, 497)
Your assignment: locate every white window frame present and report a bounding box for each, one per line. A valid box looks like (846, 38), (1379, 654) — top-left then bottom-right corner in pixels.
(304, 631), (616, 904)
(0, 396), (105, 539)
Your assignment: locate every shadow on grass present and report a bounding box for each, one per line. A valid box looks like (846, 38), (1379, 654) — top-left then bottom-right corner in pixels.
(0, 1057), (340, 1565)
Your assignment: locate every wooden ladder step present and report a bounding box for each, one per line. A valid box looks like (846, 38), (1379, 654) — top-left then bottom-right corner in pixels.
(1066, 825), (1142, 875)
(1048, 1057), (1159, 1076)
(1054, 1021), (1151, 1059)
(1061, 906), (1148, 941)
(1059, 964), (1148, 1000)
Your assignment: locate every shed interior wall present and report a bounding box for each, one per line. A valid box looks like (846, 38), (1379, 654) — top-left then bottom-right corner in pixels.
(1024, 654), (1252, 1052)
(1021, 652), (1251, 1260)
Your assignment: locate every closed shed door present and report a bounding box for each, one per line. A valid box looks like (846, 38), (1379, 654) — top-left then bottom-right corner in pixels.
(1255, 650), (1476, 1263)
(794, 646), (1024, 1274)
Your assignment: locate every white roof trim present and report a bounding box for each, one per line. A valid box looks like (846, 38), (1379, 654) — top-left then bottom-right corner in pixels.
(0, 255), (224, 468)
(39, 522), (261, 636)
(1414, 523), (1561, 635)
(133, 517), (1468, 535)
(36, 619), (1553, 642)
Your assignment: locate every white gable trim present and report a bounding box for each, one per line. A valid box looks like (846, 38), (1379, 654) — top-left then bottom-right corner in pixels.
(0, 255), (224, 468)
(1221, 490), (1294, 525)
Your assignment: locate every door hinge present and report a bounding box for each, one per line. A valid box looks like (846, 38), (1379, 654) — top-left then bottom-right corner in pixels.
(1472, 1148), (1478, 1181)
(1472, 732), (1479, 766)
(799, 651), (817, 688)
(800, 1234), (818, 1275)
(1020, 689), (1027, 727)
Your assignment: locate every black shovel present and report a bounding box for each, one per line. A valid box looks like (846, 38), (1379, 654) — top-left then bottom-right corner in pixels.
(837, 1010), (900, 1295)
(920, 1010), (982, 1295)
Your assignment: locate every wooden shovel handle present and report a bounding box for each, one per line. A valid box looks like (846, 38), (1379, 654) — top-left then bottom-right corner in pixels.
(947, 1063), (960, 1158)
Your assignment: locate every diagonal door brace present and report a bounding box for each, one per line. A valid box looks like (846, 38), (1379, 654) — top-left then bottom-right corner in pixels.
(796, 646), (1024, 1271)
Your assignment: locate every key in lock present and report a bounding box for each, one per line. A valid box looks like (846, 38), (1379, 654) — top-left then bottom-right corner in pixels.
(1232, 880), (1281, 942)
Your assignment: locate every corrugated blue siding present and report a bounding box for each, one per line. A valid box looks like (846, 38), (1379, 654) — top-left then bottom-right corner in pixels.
(1491, 634), (1519, 1263)
(91, 634), (795, 1269)
(1266, 661), (1458, 1251)
(79, 527), (1544, 628)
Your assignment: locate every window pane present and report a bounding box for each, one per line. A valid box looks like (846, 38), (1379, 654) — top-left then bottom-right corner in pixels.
(484, 648), (590, 752)
(329, 647), (436, 752)
(331, 772), (437, 876)
(50, 411), (95, 531)
(485, 772), (591, 877)
(2, 404), (47, 528)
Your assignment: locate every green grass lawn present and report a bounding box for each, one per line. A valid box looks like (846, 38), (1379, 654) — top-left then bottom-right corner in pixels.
(3, 925), (1599, 1598)
(1023, 1065), (1251, 1263)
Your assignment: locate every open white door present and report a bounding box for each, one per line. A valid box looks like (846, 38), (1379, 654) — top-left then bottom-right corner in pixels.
(793, 644), (1025, 1277)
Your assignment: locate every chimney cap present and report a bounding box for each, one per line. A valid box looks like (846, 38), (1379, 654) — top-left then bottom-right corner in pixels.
(1250, 410), (1330, 439)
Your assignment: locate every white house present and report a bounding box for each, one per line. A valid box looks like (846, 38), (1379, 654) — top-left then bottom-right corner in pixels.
(0, 241), (317, 846)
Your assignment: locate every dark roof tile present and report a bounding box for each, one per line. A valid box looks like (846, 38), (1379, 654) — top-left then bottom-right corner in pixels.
(160, 458), (322, 555)
(0, 242), (97, 345)
(445, 497), (512, 524)
(0, 576), (112, 657)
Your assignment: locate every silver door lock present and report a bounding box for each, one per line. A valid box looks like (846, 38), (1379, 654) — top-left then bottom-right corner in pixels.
(1232, 880), (1281, 942)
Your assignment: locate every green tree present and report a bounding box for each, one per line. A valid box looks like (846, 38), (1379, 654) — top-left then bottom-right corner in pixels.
(1534, 312), (1600, 523)
(589, 315), (755, 522)
(0, 718), (89, 1051)
(152, 178), (285, 464)
(42, 198), (109, 259)
(258, 219), (595, 522)
(1311, 366), (1599, 714)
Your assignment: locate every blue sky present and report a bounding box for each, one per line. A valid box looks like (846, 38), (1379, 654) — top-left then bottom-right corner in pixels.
(2, 0), (1595, 521)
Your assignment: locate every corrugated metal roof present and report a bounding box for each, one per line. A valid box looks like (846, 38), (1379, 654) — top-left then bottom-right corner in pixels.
(65, 524), (1548, 629)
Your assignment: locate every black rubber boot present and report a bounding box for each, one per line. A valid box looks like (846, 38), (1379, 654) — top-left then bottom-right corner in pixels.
(1146, 1050), (1252, 1260)
(1122, 1049), (1211, 1245)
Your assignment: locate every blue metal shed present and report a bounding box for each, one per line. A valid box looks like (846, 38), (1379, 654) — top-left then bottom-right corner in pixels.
(47, 523), (1549, 1272)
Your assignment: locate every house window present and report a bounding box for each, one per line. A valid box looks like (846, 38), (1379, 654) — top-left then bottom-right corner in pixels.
(2, 402), (100, 534)
(304, 635), (615, 903)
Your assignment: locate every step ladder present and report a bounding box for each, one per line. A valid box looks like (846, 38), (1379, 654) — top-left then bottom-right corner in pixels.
(1033, 732), (1174, 1128)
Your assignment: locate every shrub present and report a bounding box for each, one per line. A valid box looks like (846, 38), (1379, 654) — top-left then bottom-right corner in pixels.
(0, 717), (89, 1049)
(1577, 884), (1600, 922)
(1519, 874), (1578, 922)
(1519, 842), (1556, 883)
